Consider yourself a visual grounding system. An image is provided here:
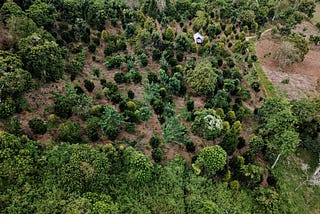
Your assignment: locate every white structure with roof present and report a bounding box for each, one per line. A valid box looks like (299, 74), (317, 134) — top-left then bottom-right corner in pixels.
(193, 32), (204, 44)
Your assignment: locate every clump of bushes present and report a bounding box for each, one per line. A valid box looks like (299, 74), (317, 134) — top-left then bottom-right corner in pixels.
(28, 118), (47, 135)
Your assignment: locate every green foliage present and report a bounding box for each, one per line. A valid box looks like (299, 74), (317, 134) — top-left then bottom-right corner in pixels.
(162, 115), (190, 145)
(124, 147), (153, 183)
(0, 51), (32, 100)
(99, 106), (124, 141)
(26, 0), (56, 29)
(4, 116), (24, 136)
(28, 118), (47, 135)
(86, 117), (100, 141)
(18, 33), (66, 82)
(57, 120), (82, 143)
(186, 61), (218, 95)
(194, 145), (227, 175)
(53, 83), (92, 118)
(84, 79), (95, 92)
(191, 109), (223, 140)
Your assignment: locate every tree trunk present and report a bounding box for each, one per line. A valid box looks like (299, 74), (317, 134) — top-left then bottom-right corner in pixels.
(271, 154), (281, 169)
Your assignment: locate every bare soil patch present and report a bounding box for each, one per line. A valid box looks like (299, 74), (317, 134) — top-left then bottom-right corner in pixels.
(255, 27), (320, 99)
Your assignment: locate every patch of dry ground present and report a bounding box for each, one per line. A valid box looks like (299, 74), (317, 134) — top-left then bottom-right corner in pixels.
(255, 23), (320, 99)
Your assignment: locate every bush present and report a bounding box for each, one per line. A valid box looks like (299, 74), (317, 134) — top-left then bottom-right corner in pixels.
(86, 117), (100, 141)
(84, 79), (95, 92)
(57, 121), (82, 143)
(149, 135), (161, 148)
(28, 118), (47, 135)
(152, 99), (165, 115)
(128, 90), (135, 99)
(186, 100), (195, 112)
(131, 71), (142, 84)
(88, 43), (97, 53)
(152, 49), (161, 61)
(105, 126), (120, 141)
(114, 72), (128, 84)
(186, 141), (196, 153)
(139, 53), (148, 67)
(5, 116), (23, 136)
(152, 148), (163, 163)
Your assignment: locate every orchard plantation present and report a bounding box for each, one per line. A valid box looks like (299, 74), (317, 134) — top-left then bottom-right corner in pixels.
(0, 0), (320, 213)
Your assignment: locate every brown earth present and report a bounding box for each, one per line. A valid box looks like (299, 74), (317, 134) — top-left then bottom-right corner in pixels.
(255, 23), (320, 100)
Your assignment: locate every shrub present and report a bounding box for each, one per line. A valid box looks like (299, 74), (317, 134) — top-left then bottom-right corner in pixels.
(128, 90), (135, 99)
(114, 72), (128, 84)
(5, 116), (23, 136)
(106, 126), (120, 141)
(152, 49), (161, 61)
(147, 71), (158, 83)
(139, 53), (148, 67)
(84, 79), (95, 92)
(88, 43), (97, 53)
(86, 117), (100, 141)
(57, 121), (82, 143)
(152, 148), (163, 163)
(186, 100), (195, 112)
(152, 99), (165, 115)
(186, 141), (196, 153)
(131, 71), (142, 84)
(149, 135), (161, 148)
(28, 118), (47, 135)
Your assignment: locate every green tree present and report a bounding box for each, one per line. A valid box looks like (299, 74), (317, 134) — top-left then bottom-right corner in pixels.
(193, 145), (227, 175)
(26, 0), (57, 29)
(186, 61), (218, 95)
(0, 2), (24, 22)
(28, 118), (47, 135)
(191, 109), (223, 140)
(270, 130), (300, 169)
(18, 33), (66, 82)
(57, 120), (82, 143)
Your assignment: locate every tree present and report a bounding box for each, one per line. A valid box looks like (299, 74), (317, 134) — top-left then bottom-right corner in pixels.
(270, 130), (300, 169)
(274, 41), (301, 67)
(191, 109), (223, 140)
(57, 120), (82, 143)
(26, 0), (57, 29)
(28, 118), (47, 135)
(0, 51), (32, 99)
(18, 33), (66, 82)
(0, 2), (24, 22)
(186, 61), (218, 95)
(193, 145), (227, 175)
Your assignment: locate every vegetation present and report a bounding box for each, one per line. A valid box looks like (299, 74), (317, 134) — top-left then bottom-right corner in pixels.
(0, 0), (319, 213)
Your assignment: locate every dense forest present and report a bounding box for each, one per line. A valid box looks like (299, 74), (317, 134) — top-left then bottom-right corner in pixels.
(0, 0), (320, 213)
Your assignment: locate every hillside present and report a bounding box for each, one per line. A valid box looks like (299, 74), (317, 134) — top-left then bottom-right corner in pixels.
(0, 0), (320, 213)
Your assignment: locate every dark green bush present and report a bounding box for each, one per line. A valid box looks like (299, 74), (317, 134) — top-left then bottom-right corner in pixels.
(152, 148), (163, 163)
(152, 99), (165, 115)
(131, 71), (142, 84)
(128, 90), (135, 99)
(86, 117), (100, 141)
(28, 118), (47, 135)
(114, 72), (128, 84)
(106, 126), (120, 141)
(57, 121), (82, 143)
(5, 116), (23, 136)
(149, 135), (161, 148)
(84, 79), (95, 92)
(186, 100), (194, 112)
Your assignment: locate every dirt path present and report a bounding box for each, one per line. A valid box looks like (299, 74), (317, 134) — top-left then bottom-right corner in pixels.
(246, 28), (272, 41)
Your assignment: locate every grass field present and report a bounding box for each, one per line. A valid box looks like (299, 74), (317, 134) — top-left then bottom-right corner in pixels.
(311, 4), (320, 25)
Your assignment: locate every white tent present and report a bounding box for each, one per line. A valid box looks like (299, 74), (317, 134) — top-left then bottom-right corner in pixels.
(193, 32), (204, 44)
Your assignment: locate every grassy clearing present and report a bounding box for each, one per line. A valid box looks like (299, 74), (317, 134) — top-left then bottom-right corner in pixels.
(254, 62), (277, 98)
(311, 4), (320, 25)
(273, 152), (320, 213)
